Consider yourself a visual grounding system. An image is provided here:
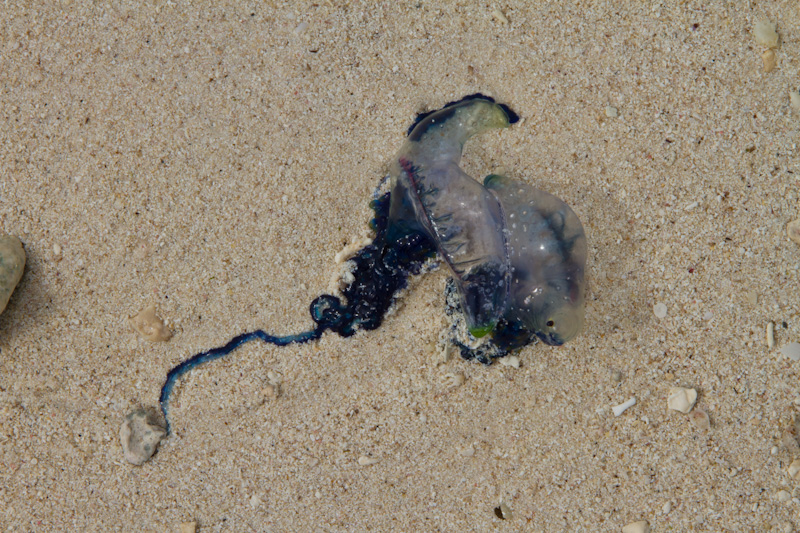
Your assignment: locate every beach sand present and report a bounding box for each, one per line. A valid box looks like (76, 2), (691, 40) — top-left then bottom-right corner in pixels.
(2, 2), (800, 531)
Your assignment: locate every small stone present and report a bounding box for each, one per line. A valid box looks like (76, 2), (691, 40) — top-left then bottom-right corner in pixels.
(762, 49), (777, 72)
(491, 8), (509, 24)
(494, 502), (513, 520)
(179, 522), (197, 533)
(612, 397), (636, 417)
(667, 387), (697, 413)
(788, 458), (800, 480)
(653, 302), (667, 319)
(767, 322), (775, 349)
(120, 408), (166, 465)
(499, 355), (520, 368)
(791, 92), (800, 112)
(662, 501), (672, 514)
(754, 20), (780, 49)
(781, 343), (800, 362)
(262, 383), (279, 400)
(358, 455), (379, 466)
(787, 220), (800, 245)
(249, 494), (261, 508)
(775, 490), (791, 502)
(0, 235), (26, 315)
(605, 105), (619, 118)
(129, 304), (172, 342)
(622, 520), (650, 533)
(690, 408), (711, 431)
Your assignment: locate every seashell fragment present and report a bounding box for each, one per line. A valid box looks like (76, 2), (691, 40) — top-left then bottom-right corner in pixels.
(754, 20), (780, 48)
(667, 387), (697, 413)
(781, 343), (800, 362)
(0, 235), (26, 316)
(120, 408), (166, 465)
(129, 304), (172, 342)
(622, 521), (650, 533)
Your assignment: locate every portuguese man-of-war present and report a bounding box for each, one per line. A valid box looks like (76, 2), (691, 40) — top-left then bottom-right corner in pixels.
(157, 94), (587, 436)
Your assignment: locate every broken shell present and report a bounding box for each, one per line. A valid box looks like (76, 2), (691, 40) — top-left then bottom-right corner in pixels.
(129, 304), (172, 342)
(787, 220), (800, 245)
(781, 343), (800, 362)
(622, 520), (651, 533)
(788, 458), (800, 480)
(0, 235), (26, 316)
(762, 49), (777, 73)
(120, 408), (166, 465)
(667, 387), (697, 414)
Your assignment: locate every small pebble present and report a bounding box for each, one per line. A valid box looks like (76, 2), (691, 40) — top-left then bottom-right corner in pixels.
(762, 49), (777, 72)
(788, 458), (800, 480)
(358, 455), (379, 466)
(179, 522), (197, 533)
(605, 105), (619, 118)
(667, 387), (697, 413)
(0, 235), (26, 316)
(653, 302), (667, 319)
(612, 397), (636, 417)
(787, 220), (800, 245)
(767, 322), (775, 349)
(494, 502), (513, 520)
(791, 91), (800, 112)
(662, 501), (672, 514)
(499, 355), (520, 368)
(120, 408), (166, 465)
(775, 490), (791, 502)
(249, 494), (262, 508)
(491, 8), (509, 24)
(781, 343), (800, 362)
(622, 520), (650, 533)
(129, 304), (172, 342)
(754, 20), (780, 48)
(690, 408), (711, 432)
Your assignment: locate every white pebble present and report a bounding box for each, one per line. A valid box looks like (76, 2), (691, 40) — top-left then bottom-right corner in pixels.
(767, 322), (775, 349)
(653, 303), (667, 319)
(788, 458), (800, 480)
(605, 106), (619, 118)
(0, 235), (26, 315)
(491, 8), (509, 24)
(499, 355), (520, 368)
(781, 343), (800, 362)
(662, 501), (672, 514)
(612, 397), (636, 417)
(622, 520), (650, 533)
(791, 92), (800, 112)
(249, 493), (262, 508)
(776, 490), (791, 502)
(358, 455), (379, 466)
(754, 20), (780, 48)
(667, 387), (697, 414)
(787, 219), (800, 245)
(120, 408), (166, 465)
(129, 304), (172, 342)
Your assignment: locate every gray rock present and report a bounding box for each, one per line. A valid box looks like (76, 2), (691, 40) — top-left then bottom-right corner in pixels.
(0, 235), (25, 315)
(120, 408), (166, 465)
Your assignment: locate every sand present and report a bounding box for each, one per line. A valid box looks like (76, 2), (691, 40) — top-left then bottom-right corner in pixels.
(2, 2), (800, 531)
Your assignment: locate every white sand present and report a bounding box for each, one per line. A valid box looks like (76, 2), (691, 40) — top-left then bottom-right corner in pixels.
(2, 2), (800, 531)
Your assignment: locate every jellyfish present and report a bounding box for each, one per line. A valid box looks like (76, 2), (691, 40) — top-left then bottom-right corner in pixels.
(155, 94), (585, 437)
